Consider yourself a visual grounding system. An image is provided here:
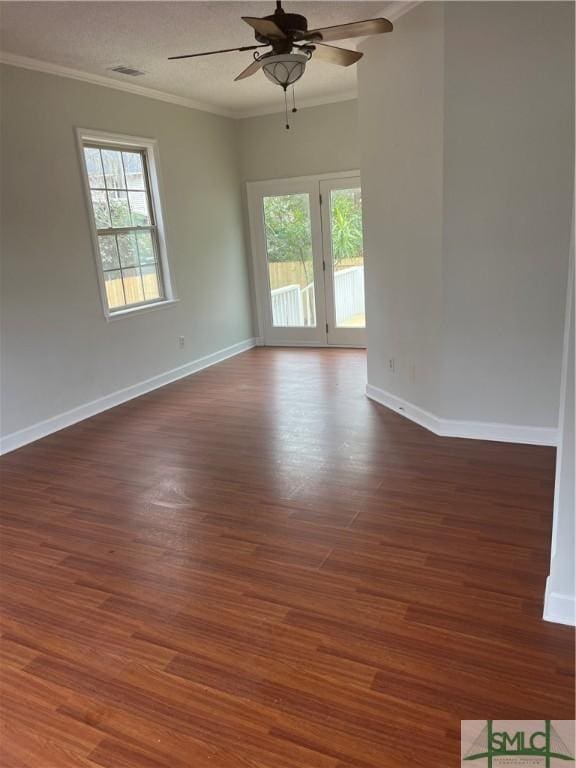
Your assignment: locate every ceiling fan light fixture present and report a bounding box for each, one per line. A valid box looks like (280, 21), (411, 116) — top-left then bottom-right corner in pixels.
(261, 52), (308, 89)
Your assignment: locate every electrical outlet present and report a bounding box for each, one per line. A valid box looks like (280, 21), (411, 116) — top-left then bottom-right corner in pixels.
(178, 336), (185, 349)
(388, 358), (395, 373)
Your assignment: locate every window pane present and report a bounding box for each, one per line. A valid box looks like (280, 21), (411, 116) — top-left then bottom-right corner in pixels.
(330, 188), (365, 328)
(101, 149), (126, 190)
(136, 230), (156, 265)
(128, 190), (151, 226)
(263, 193), (316, 327)
(141, 264), (162, 301)
(108, 191), (131, 228)
(84, 148), (105, 188)
(117, 233), (138, 267)
(122, 152), (145, 190)
(122, 268), (144, 304)
(91, 190), (111, 228)
(81, 138), (169, 313)
(98, 235), (120, 269)
(104, 270), (125, 309)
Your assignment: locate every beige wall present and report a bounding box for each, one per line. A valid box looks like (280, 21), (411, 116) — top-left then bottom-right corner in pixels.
(360, 3), (445, 415)
(441, 1), (574, 425)
(359, 1), (574, 431)
(0, 64), (253, 439)
(238, 99), (359, 182)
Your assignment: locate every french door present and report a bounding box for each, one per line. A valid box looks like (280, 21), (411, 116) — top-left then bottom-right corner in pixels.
(247, 172), (366, 347)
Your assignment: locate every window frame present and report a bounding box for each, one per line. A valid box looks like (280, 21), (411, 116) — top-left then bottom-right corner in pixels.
(76, 128), (176, 320)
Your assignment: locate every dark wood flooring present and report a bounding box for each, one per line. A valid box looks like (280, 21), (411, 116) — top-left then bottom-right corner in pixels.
(0, 348), (573, 767)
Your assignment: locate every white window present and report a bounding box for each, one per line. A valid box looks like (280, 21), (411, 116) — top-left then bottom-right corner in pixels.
(77, 129), (175, 318)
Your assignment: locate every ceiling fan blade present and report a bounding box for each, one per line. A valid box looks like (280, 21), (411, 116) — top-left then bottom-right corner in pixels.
(312, 43), (363, 67)
(296, 18), (393, 44)
(169, 45), (267, 61)
(234, 57), (266, 81)
(242, 16), (286, 40)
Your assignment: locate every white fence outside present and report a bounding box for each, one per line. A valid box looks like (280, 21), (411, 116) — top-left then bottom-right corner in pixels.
(333, 266), (365, 325)
(270, 266), (364, 328)
(270, 283), (303, 326)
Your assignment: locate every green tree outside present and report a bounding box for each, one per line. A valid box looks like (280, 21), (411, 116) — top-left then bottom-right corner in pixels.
(263, 189), (363, 270)
(329, 189), (363, 263)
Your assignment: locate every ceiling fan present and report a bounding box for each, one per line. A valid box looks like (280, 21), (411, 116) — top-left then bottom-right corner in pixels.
(168, 1), (393, 93)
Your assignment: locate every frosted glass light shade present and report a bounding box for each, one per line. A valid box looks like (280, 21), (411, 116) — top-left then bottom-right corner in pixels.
(262, 53), (308, 88)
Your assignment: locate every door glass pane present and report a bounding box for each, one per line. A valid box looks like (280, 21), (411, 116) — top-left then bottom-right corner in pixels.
(263, 194), (316, 328)
(330, 188), (365, 328)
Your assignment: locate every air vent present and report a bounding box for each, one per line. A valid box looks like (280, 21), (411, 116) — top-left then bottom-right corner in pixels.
(109, 66), (146, 77)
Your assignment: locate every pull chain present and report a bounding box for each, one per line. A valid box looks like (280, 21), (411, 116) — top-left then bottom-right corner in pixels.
(292, 86), (297, 113)
(284, 88), (290, 130)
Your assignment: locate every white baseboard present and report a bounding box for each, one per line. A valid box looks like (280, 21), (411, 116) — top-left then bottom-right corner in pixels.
(259, 340), (366, 349)
(366, 384), (442, 434)
(261, 340), (329, 348)
(366, 383), (558, 446)
(544, 578), (576, 626)
(0, 337), (257, 455)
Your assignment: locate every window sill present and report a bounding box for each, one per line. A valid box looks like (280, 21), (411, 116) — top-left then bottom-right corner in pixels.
(105, 298), (179, 322)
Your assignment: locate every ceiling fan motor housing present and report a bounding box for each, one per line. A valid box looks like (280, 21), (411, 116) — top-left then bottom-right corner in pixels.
(254, 11), (308, 44)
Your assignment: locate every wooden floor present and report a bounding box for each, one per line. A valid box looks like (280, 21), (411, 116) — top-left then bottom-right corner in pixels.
(0, 348), (573, 767)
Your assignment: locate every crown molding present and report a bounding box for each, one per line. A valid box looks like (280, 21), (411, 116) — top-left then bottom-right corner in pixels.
(0, 51), (234, 118)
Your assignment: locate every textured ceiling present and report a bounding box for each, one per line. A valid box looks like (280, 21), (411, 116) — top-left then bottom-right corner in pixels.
(0, 1), (395, 116)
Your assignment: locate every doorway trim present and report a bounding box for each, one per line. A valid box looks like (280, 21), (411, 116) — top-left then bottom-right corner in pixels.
(246, 170), (364, 348)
